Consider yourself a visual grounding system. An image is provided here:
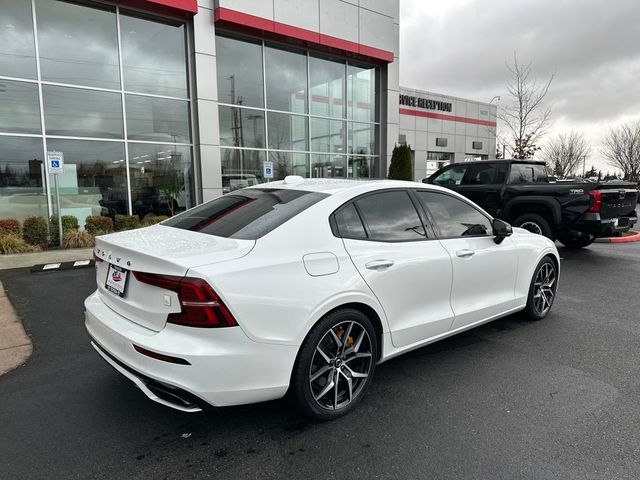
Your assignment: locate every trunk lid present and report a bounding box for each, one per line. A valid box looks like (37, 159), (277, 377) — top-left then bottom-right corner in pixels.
(94, 225), (255, 332)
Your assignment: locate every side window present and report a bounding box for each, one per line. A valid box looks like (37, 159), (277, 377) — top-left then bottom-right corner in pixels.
(355, 191), (426, 242)
(465, 163), (507, 185)
(431, 165), (467, 186)
(508, 163), (548, 184)
(334, 203), (367, 240)
(417, 191), (492, 238)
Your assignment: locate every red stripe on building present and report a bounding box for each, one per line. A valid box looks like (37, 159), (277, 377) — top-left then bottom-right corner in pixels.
(399, 108), (497, 127)
(119, 0), (197, 17)
(214, 7), (394, 64)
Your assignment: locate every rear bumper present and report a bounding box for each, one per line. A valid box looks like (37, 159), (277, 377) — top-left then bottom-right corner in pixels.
(85, 290), (299, 410)
(571, 212), (637, 237)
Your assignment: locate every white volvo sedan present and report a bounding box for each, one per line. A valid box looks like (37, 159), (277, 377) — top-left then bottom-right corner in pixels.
(85, 177), (559, 420)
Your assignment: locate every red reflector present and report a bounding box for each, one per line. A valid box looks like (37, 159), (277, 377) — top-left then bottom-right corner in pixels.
(132, 272), (239, 328)
(588, 190), (602, 213)
(133, 344), (191, 365)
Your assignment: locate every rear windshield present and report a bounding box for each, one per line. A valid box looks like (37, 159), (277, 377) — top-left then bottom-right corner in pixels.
(163, 188), (328, 240)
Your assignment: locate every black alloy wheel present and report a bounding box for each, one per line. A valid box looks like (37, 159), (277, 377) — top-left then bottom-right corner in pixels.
(525, 256), (558, 321)
(513, 213), (554, 239)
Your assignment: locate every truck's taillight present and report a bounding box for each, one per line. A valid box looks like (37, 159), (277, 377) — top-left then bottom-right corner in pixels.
(588, 190), (602, 213)
(133, 272), (238, 328)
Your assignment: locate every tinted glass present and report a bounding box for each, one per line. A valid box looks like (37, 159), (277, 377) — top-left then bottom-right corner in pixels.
(0, 0), (36, 79)
(216, 36), (263, 108)
(310, 56), (345, 118)
(36, 0), (120, 89)
(465, 163), (507, 185)
(268, 112), (308, 151)
(265, 47), (307, 113)
(126, 95), (190, 143)
(0, 80), (41, 134)
(0, 136), (47, 222)
(349, 122), (378, 155)
(508, 163), (547, 183)
(43, 86), (123, 138)
(164, 188), (328, 239)
(347, 65), (377, 122)
(121, 14), (187, 97)
(219, 106), (265, 148)
(335, 203), (366, 240)
(349, 155), (372, 178)
(46, 139), (128, 221)
(311, 153), (347, 178)
(431, 164), (467, 186)
(128, 143), (193, 217)
(356, 191), (425, 241)
(220, 148), (265, 192)
(310, 118), (345, 153)
(269, 151), (308, 180)
(417, 191), (491, 238)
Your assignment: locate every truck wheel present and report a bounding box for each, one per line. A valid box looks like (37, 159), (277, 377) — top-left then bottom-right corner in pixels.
(558, 233), (595, 249)
(513, 213), (553, 239)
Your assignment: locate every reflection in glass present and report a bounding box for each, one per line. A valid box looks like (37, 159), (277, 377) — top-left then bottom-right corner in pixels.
(46, 139), (128, 223)
(219, 106), (265, 149)
(349, 156), (371, 179)
(128, 143), (193, 217)
(0, 0), (36, 79)
(269, 151), (308, 180)
(43, 86), (123, 138)
(0, 80), (41, 134)
(268, 112), (307, 151)
(310, 56), (345, 118)
(348, 65), (377, 122)
(265, 46), (307, 113)
(121, 14), (187, 98)
(126, 95), (190, 144)
(220, 148), (265, 193)
(216, 36), (264, 108)
(36, 0), (120, 89)
(310, 118), (345, 153)
(310, 153), (347, 179)
(349, 122), (378, 155)
(0, 136), (47, 222)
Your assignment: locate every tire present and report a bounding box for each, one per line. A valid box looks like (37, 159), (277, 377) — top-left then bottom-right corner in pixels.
(512, 213), (554, 239)
(558, 232), (595, 249)
(524, 256), (558, 321)
(291, 308), (378, 421)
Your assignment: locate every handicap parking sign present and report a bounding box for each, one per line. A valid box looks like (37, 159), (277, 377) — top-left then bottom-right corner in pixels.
(264, 161), (274, 179)
(47, 151), (64, 174)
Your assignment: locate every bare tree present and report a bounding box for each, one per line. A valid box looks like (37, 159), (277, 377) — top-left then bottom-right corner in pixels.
(601, 121), (640, 181)
(499, 53), (554, 159)
(542, 131), (591, 178)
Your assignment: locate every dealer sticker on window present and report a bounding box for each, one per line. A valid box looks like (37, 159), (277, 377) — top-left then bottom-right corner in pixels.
(105, 264), (129, 297)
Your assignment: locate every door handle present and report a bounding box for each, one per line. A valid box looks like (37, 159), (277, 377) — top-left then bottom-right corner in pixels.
(365, 260), (395, 270)
(456, 249), (475, 258)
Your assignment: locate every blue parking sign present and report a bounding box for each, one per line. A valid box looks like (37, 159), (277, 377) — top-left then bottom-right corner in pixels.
(47, 151), (64, 174)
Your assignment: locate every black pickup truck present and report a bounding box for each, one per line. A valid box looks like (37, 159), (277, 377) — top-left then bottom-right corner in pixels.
(424, 160), (639, 248)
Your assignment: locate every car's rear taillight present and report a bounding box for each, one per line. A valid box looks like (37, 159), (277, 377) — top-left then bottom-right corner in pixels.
(588, 190), (602, 213)
(133, 272), (238, 328)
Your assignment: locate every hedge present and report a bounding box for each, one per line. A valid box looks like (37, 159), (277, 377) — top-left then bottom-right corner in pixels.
(114, 214), (140, 232)
(49, 215), (79, 246)
(85, 216), (114, 236)
(22, 216), (49, 247)
(0, 234), (40, 254)
(142, 215), (169, 227)
(0, 218), (21, 237)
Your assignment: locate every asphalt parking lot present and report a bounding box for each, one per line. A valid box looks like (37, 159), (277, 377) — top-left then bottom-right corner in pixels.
(1, 242), (640, 480)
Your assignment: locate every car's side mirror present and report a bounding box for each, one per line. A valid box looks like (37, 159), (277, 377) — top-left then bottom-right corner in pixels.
(492, 218), (513, 244)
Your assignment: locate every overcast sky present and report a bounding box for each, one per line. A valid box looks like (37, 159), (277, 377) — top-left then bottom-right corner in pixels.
(399, 0), (640, 174)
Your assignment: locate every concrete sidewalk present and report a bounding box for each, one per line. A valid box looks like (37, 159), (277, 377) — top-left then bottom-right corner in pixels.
(0, 248), (93, 271)
(0, 281), (32, 376)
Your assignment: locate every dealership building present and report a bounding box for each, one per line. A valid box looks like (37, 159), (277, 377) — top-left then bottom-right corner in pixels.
(0, 0), (496, 223)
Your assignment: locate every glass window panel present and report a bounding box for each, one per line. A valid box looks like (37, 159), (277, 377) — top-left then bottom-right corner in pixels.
(121, 14), (187, 98)
(416, 191), (491, 238)
(0, 136), (47, 222)
(126, 95), (190, 144)
(310, 153), (347, 179)
(46, 139), (128, 222)
(0, 80), (41, 134)
(349, 122), (378, 155)
(128, 143), (193, 217)
(265, 46), (307, 113)
(310, 118), (345, 154)
(347, 65), (377, 122)
(219, 106), (265, 149)
(35, 0), (119, 89)
(0, 0), (36, 79)
(268, 112), (308, 151)
(356, 191), (426, 242)
(216, 36), (264, 108)
(220, 148), (265, 192)
(43, 85), (123, 139)
(334, 203), (367, 240)
(349, 155), (372, 179)
(309, 56), (345, 118)
(269, 151), (308, 180)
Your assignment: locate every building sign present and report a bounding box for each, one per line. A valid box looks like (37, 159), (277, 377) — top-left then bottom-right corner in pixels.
(399, 94), (452, 112)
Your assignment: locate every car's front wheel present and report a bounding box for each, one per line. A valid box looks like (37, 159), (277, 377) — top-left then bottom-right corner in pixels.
(292, 309), (377, 420)
(524, 256), (558, 321)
